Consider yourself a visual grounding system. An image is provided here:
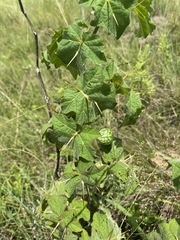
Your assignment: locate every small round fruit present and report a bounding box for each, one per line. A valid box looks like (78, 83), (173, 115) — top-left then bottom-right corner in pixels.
(98, 128), (113, 145)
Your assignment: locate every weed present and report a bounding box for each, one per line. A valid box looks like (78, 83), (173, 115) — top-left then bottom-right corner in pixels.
(0, 0), (179, 239)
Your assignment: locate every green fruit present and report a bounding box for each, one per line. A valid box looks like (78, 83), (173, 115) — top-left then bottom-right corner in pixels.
(98, 128), (113, 145)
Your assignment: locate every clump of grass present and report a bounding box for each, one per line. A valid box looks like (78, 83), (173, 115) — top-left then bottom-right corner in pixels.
(0, 1), (80, 238)
(0, 162), (54, 239)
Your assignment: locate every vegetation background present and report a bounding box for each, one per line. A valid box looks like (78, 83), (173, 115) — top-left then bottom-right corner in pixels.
(0, 0), (179, 239)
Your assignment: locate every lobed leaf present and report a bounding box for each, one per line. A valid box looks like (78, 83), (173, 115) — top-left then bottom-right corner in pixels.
(133, 0), (156, 37)
(60, 199), (90, 233)
(45, 116), (100, 160)
(72, 126), (100, 161)
(79, 0), (138, 39)
(43, 22), (106, 78)
(44, 115), (77, 148)
(62, 66), (117, 125)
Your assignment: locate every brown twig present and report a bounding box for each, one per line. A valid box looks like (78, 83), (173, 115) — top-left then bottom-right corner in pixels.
(18, 0), (60, 179)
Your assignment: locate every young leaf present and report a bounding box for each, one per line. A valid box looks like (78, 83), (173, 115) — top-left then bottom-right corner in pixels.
(103, 60), (130, 94)
(79, 0), (138, 39)
(112, 74), (131, 95)
(102, 137), (123, 163)
(42, 29), (63, 69)
(125, 90), (142, 115)
(121, 90), (143, 126)
(133, 0), (156, 37)
(103, 60), (119, 80)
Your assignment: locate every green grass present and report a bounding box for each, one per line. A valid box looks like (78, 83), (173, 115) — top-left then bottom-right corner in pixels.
(0, 0), (180, 239)
(0, 1), (71, 238)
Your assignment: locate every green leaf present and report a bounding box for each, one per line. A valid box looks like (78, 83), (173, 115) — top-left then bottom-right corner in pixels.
(77, 160), (107, 185)
(42, 29), (79, 79)
(42, 29), (63, 69)
(72, 126), (100, 160)
(79, 230), (91, 240)
(64, 160), (107, 187)
(79, 0), (138, 39)
(121, 90), (143, 126)
(61, 67), (117, 125)
(46, 22), (107, 77)
(42, 122), (52, 139)
(46, 181), (68, 216)
(103, 60), (130, 94)
(102, 137), (123, 163)
(45, 115), (77, 148)
(65, 176), (82, 197)
(61, 199), (90, 233)
(41, 205), (60, 226)
(133, 0), (156, 37)
(64, 232), (79, 240)
(125, 90), (142, 114)
(148, 218), (180, 240)
(110, 161), (129, 182)
(47, 194), (67, 218)
(82, 67), (117, 110)
(44, 115), (99, 161)
(103, 60), (119, 80)
(61, 83), (94, 125)
(112, 74), (131, 95)
(91, 211), (121, 239)
(169, 159), (180, 191)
